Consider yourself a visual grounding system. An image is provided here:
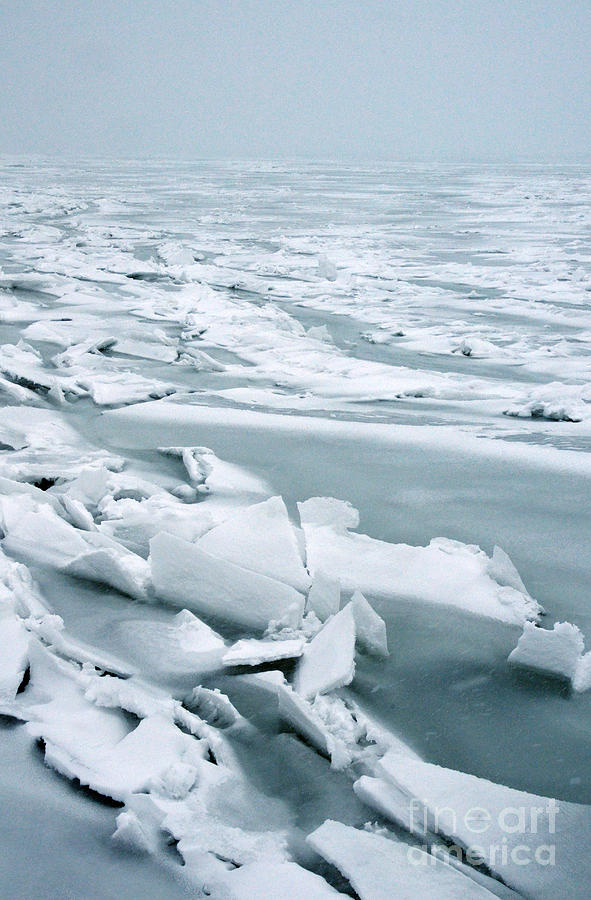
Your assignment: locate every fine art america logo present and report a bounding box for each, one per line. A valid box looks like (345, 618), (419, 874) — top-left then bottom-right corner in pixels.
(407, 799), (559, 868)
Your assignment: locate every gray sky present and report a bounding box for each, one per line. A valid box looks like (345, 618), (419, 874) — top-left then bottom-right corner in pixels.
(1, 0), (590, 161)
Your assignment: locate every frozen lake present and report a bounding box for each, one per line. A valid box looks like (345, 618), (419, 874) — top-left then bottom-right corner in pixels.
(1, 159), (590, 898)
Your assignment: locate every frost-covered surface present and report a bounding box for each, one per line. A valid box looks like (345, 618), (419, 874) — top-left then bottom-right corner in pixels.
(1, 159), (591, 898)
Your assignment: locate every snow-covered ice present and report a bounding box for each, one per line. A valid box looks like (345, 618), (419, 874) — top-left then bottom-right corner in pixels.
(149, 531), (305, 630)
(1, 158), (591, 898)
(509, 621), (591, 691)
(293, 604), (356, 699)
(298, 497), (541, 624)
(308, 820), (498, 899)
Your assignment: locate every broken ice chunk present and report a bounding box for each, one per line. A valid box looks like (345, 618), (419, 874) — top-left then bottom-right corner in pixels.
(222, 638), (305, 667)
(185, 686), (245, 730)
(158, 445), (213, 488)
(306, 570), (340, 622)
(375, 753), (591, 900)
(298, 496), (541, 625)
(293, 604), (356, 699)
(149, 531), (305, 631)
(350, 591), (389, 657)
(508, 620), (591, 691)
(76, 372), (176, 407)
(277, 682), (353, 769)
(197, 496), (310, 592)
(158, 445), (269, 496)
(307, 820), (497, 900)
(0, 495), (150, 599)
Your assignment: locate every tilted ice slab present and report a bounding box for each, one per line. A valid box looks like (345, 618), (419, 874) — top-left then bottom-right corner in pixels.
(305, 570), (341, 622)
(508, 621), (591, 692)
(222, 637), (305, 667)
(370, 751), (591, 900)
(150, 531), (305, 631)
(197, 496), (310, 592)
(0, 494), (149, 599)
(350, 590), (389, 657)
(293, 604), (356, 699)
(114, 609), (226, 677)
(308, 820), (498, 900)
(298, 497), (541, 625)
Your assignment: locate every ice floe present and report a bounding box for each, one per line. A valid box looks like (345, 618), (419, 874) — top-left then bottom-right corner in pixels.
(308, 820), (498, 899)
(298, 497), (541, 624)
(508, 621), (591, 692)
(370, 752), (591, 899)
(222, 637), (305, 667)
(149, 531), (305, 630)
(293, 604), (356, 699)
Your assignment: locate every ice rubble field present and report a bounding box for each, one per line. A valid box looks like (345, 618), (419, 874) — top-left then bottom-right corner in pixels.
(1, 160), (591, 899)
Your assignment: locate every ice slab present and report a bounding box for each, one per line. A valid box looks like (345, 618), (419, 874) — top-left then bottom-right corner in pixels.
(508, 621), (591, 691)
(306, 570), (340, 622)
(197, 496), (310, 592)
(298, 497), (541, 625)
(308, 820), (497, 899)
(150, 531), (305, 630)
(350, 590), (389, 657)
(293, 604), (356, 699)
(376, 752), (591, 900)
(114, 612), (226, 677)
(0, 604), (29, 704)
(223, 637), (305, 667)
(225, 860), (345, 898)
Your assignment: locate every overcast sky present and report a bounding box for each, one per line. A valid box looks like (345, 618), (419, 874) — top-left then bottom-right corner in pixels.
(1, 0), (590, 161)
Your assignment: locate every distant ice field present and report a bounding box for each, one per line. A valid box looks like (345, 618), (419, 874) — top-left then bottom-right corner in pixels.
(1, 159), (590, 899)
